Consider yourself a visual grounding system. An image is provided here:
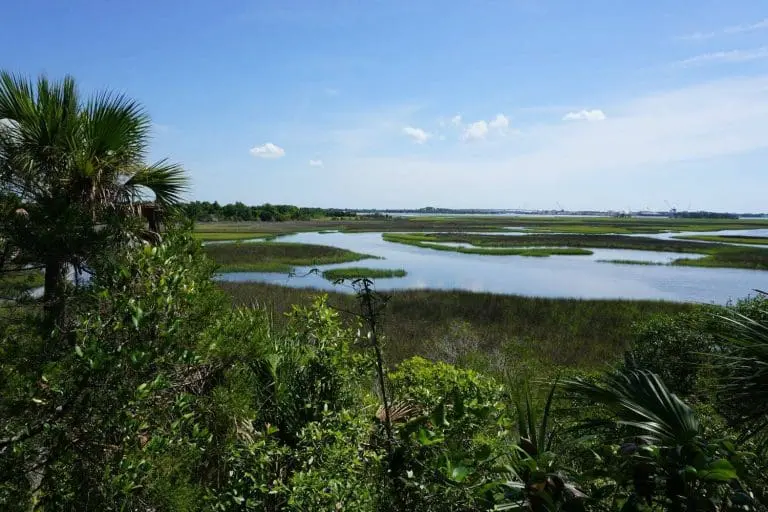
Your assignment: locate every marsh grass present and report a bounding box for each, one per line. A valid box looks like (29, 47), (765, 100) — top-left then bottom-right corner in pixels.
(203, 242), (376, 272)
(673, 235), (768, 245)
(192, 232), (274, 241)
(321, 267), (407, 280)
(674, 247), (768, 270)
(383, 234), (592, 257)
(218, 282), (694, 370)
(384, 232), (768, 270)
(384, 232), (716, 252)
(194, 216), (768, 238)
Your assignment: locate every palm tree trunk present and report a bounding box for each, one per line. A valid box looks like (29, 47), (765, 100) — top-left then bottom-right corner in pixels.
(43, 257), (66, 328)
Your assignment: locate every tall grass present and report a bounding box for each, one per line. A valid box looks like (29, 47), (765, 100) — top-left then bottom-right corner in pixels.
(218, 282), (695, 370)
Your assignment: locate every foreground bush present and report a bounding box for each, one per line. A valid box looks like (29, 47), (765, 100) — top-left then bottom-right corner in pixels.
(1, 231), (767, 510)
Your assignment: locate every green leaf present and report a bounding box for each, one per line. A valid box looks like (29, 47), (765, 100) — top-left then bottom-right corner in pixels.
(430, 400), (448, 428)
(699, 459), (737, 482)
(450, 464), (470, 483)
(416, 428), (444, 447)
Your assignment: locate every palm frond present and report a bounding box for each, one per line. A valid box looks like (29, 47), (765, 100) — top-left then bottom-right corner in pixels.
(716, 311), (768, 441)
(564, 370), (700, 446)
(83, 90), (150, 165)
(122, 160), (188, 207)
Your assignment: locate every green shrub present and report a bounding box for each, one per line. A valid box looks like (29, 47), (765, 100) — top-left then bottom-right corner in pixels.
(624, 312), (716, 396)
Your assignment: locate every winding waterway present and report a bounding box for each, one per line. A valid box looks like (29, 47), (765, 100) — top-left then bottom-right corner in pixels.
(217, 231), (768, 304)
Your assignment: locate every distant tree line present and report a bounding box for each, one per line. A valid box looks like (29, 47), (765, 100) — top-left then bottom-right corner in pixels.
(181, 201), (356, 222)
(673, 211), (739, 219)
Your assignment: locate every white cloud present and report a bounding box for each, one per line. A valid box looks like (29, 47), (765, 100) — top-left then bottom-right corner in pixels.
(309, 159), (324, 167)
(681, 18), (768, 40)
(249, 142), (286, 159)
(461, 120), (489, 141)
(488, 113), (510, 130)
(676, 47), (768, 67)
(562, 109), (607, 122)
(324, 88), (340, 96)
(451, 114), (463, 126)
(460, 114), (510, 141)
(403, 126), (431, 144)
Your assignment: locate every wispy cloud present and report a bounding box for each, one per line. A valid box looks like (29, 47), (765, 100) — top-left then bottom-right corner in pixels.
(680, 18), (768, 40)
(676, 47), (768, 67)
(488, 113), (510, 131)
(562, 109), (607, 122)
(461, 120), (489, 142)
(309, 159), (324, 167)
(249, 142), (286, 159)
(403, 126), (431, 144)
(460, 114), (510, 141)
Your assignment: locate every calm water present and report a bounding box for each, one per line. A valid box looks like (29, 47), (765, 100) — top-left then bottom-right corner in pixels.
(216, 231), (768, 304)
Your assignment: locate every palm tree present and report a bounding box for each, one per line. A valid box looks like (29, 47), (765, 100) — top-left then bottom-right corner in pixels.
(717, 309), (768, 444)
(0, 72), (188, 324)
(564, 370), (740, 510)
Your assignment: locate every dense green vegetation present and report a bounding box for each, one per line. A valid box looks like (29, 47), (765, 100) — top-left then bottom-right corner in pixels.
(203, 241), (376, 272)
(3, 72), (768, 510)
(675, 234), (768, 245)
(321, 267), (407, 281)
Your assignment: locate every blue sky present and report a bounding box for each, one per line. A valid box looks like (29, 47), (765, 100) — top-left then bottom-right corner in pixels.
(3, 1), (768, 211)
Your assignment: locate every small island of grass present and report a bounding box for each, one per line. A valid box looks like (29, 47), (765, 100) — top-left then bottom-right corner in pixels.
(383, 233), (593, 257)
(596, 259), (665, 266)
(322, 267), (407, 281)
(204, 242), (377, 272)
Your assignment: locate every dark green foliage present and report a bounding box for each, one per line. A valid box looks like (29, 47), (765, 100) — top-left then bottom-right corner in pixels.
(624, 312), (716, 396)
(716, 303), (768, 444)
(564, 370), (754, 511)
